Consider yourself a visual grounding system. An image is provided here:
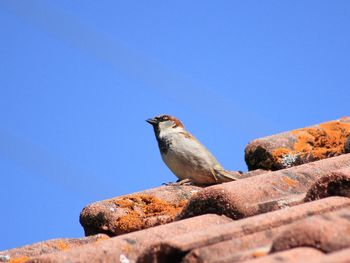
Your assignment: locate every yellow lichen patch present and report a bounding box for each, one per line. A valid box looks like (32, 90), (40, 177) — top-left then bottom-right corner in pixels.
(292, 121), (350, 160)
(109, 194), (187, 233)
(10, 256), (30, 263)
(52, 240), (71, 251)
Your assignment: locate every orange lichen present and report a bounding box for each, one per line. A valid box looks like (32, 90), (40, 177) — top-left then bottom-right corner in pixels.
(292, 121), (350, 159)
(116, 210), (144, 232)
(271, 147), (300, 169)
(53, 240), (71, 251)
(96, 235), (110, 242)
(252, 247), (270, 258)
(272, 121), (350, 166)
(10, 256), (30, 263)
(109, 194), (187, 233)
(282, 176), (297, 187)
(121, 244), (133, 254)
(272, 148), (292, 162)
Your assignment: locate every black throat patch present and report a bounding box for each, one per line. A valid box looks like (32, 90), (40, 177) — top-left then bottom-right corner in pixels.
(153, 126), (172, 154)
(156, 136), (172, 154)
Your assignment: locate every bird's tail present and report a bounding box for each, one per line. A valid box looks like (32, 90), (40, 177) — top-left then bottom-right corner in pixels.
(215, 168), (242, 182)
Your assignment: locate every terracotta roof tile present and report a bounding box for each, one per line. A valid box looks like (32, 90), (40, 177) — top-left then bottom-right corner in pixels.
(138, 197), (350, 262)
(245, 117), (350, 170)
(79, 171), (266, 237)
(270, 208), (350, 253)
(80, 185), (202, 236)
(305, 167), (350, 201)
(0, 234), (109, 263)
(182, 229), (277, 263)
(27, 214), (231, 263)
(179, 154), (350, 220)
(243, 209), (350, 263)
(182, 207), (350, 263)
(243, 247), (325, 263)
(307, 248), (350, 263)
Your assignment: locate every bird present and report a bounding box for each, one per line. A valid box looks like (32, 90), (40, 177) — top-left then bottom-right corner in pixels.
(146, 114), (241, 185)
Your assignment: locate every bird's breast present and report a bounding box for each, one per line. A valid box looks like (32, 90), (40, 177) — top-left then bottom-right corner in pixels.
(156, 130), (224, 184)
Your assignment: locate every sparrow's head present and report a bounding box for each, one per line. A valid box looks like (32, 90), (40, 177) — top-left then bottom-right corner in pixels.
(146, 114), (184, 133)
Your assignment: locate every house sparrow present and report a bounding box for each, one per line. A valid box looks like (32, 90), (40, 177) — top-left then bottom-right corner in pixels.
(146, 114), (241, 185)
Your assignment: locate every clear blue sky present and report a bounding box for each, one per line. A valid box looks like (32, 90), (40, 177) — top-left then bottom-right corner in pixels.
(1, 1), (349, 250)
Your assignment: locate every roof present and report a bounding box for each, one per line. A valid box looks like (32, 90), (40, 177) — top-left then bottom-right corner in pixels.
(1, 118), (350, 263)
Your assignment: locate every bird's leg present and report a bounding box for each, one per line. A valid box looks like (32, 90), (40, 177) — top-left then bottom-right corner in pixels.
(210, 167), (219, 182)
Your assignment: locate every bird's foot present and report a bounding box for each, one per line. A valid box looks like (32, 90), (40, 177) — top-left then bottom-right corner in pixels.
(163, 178), (193, 186)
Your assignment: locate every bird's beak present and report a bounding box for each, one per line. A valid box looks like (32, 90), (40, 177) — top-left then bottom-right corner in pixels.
(146, 118), (158, 125)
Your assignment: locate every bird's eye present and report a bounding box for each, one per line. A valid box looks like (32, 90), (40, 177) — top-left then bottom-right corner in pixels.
(162, 116), (169, 121)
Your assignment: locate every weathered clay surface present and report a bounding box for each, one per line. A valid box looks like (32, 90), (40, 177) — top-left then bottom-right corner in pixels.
(0, 234), (109, 263)
(28, 214), (231, 263)
(138, 197), (350, 263)
(243, 247), (324, 263)
(182, 228), (280, 263)
(305, 167), (350, 201)
(179, 154), (350, 220)
(79, 170), (265, 237)
(304, 248), (350, 263)
(245, 117), (350, 170)
(80, 185), (201, 236)
(271, 208), (350, 253)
